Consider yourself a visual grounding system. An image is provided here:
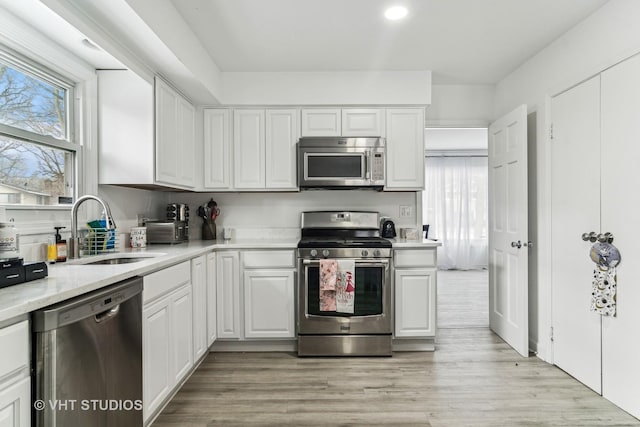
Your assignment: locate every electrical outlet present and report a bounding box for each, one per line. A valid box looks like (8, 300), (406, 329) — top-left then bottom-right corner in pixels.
(399, 205), (413, 218)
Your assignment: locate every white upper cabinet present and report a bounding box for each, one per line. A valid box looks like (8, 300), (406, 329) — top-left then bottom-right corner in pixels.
(97, 70), (195, 190)
(266, 109), (299, 189)
(342, 109), (385, 137)
(385, 108), (425, 190)
(203, 109), (232, 190)
(204, 108), (299, 191)
(234, 109), (266, 189)
(155, 77), (196, 188)
(301, 108), (341, 136)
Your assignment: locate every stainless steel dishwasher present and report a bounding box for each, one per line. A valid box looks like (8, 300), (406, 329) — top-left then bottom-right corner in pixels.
(33, 277), (143, 427)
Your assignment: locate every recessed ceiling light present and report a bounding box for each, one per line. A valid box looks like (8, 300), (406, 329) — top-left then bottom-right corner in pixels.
(385, 6), (408, 20)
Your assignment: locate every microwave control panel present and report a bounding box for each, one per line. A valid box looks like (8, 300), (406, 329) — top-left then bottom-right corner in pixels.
(371, 153), (385, 181)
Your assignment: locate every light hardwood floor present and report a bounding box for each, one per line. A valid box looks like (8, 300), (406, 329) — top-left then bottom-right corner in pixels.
(153, 326), (639, 426)
(437, 269), (489, 329)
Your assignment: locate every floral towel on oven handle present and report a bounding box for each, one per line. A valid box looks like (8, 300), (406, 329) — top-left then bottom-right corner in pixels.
(336, 260), (355, 314)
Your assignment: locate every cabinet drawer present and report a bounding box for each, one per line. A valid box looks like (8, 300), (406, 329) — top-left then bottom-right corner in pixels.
(394, 249), (436, 268)
(143, 261), (191, 303)
(0, 320), (29, 380)
(243, 251), (295, 268)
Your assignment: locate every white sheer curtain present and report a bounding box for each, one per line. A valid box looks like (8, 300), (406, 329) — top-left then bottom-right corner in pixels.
(423, 156), (488, 270)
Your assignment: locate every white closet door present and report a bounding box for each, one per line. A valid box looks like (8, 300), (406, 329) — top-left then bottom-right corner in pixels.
(550, 75), (602, 393)
(601, 53), (640, 419)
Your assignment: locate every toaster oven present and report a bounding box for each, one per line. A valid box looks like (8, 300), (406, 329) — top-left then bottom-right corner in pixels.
(146, 221), (187, 244)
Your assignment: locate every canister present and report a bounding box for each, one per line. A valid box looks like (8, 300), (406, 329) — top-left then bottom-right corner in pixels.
(0, 222), (20, 260)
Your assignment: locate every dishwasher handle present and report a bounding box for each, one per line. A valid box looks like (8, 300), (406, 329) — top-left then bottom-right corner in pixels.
(95, 304), (120, 323)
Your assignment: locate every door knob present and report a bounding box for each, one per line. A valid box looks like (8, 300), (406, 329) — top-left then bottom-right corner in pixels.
(511, 240), (522, 249)
(597, 232), (614, 243)
(581, 232), (598, 242)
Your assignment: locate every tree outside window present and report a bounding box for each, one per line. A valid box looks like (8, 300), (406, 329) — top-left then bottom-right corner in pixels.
(0, 56), (73, 206)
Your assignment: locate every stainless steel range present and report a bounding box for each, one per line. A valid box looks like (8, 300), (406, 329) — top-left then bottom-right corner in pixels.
(297, 211), (392, 356)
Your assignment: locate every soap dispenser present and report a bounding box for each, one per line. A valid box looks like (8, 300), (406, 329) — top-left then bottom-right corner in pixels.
(54, 226), (67, 262)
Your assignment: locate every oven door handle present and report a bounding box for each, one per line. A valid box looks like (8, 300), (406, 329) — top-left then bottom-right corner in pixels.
(302, 259), (390, 267)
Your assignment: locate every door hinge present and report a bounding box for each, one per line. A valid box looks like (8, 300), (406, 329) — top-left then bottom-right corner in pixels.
(549, 123), (554, 140)
(550, 327), (554, 342)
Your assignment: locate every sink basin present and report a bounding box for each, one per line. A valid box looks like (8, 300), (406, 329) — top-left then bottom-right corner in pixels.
(82, 257), (153, 265)
(68, 253), (166, 266)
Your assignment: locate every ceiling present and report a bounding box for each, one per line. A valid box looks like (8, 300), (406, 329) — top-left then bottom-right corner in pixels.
(171, 0), (609, 84)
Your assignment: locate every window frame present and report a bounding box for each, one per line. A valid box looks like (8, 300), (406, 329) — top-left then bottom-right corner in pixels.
(0, 45), (77, 209)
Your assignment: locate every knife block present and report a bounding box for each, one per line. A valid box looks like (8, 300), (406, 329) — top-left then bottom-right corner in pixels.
(202, 222), (216, 240)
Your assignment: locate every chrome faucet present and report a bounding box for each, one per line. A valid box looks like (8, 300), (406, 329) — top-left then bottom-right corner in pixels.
(69, 195), (116, 259)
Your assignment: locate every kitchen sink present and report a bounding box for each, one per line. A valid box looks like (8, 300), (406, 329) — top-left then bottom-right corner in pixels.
(82, 257), (153, 265)
(68, 253), (166, 266)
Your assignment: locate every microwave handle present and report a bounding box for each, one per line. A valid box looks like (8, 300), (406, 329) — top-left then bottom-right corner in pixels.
(365, 151), (371, 180)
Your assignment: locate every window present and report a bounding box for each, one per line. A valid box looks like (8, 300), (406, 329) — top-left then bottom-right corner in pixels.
(0, 47), (75, 206)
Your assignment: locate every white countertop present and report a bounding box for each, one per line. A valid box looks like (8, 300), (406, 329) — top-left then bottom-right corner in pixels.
(0, 236), (439, 323)
(0, 238), (298, 324)
(390, 238), (442, 248)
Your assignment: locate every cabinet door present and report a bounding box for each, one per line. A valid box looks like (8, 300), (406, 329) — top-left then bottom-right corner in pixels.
(385, 108), (425, 190)
(191, 255), (207, 360)
(342, 108), (385, 137)
(394, 268), (436, 337)
(600, 53), (640, 419)
(143, 295), (172, 420)
(177, 97), (195, 187)
(301, 109), (341, 136)
(266, 109), (299, 189)
(206, 252), (217, 347)
(0, 377), (30, 427)
(234, 109), (265, 189)
(217, 251), (241, 339)
(155, 78), (180, 186)
(244, 270), (295, 339)
(203, 109), (232, 189)
(171, 285), (193, 384)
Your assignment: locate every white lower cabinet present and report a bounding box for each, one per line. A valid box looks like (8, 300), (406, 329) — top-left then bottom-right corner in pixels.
(206, 252), (217, 347)
(191, 255), (207, 360)
(0, 319), (30, 427)
(244, 270), (295, 338)
(216, 250), (296, 341)
(0, 377), (30, 427)
(142, 261), (193, 423)
(216, 251), (241, 339)
(394, 269), (436, 337)
(393, 248), (438, 339)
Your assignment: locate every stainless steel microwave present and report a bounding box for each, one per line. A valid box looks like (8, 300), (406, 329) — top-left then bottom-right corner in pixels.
(297, 137), (385, 190)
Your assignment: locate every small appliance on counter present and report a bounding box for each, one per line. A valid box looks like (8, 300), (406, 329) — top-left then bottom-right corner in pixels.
(146, 221), (187, 244)
(167, 203), (189, 239)
(380, 217), (397, 238)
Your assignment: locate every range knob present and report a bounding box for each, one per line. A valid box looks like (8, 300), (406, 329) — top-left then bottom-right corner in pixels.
(373, 249), (381, 257)
(322, 249), (330, 257)
(361, 250), (369, 257)
(310, 249), (318, 257)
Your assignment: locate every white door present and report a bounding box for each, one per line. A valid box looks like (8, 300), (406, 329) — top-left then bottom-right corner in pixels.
(234, 109), (265, 189)
(244, 270), (295, 338)
(266, 109), (298, 189)
(191, 255), (207, 360)
(0, 377), (30, 427)
(206, 252), (217, 347)
(394, 268), (436, 338)
(155, 78), (179, 185)
(488, 104), (529, 357)
(385, 108), (425, 190)
(203, 109), (232, 190)
(171, 286), (193, 384)
(550, 76), (602, 393)
(142, 296), (172, 420)
(177, 97), (195, 187)
(600, 54), (640, 419)
(216, 251), (241, 339)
